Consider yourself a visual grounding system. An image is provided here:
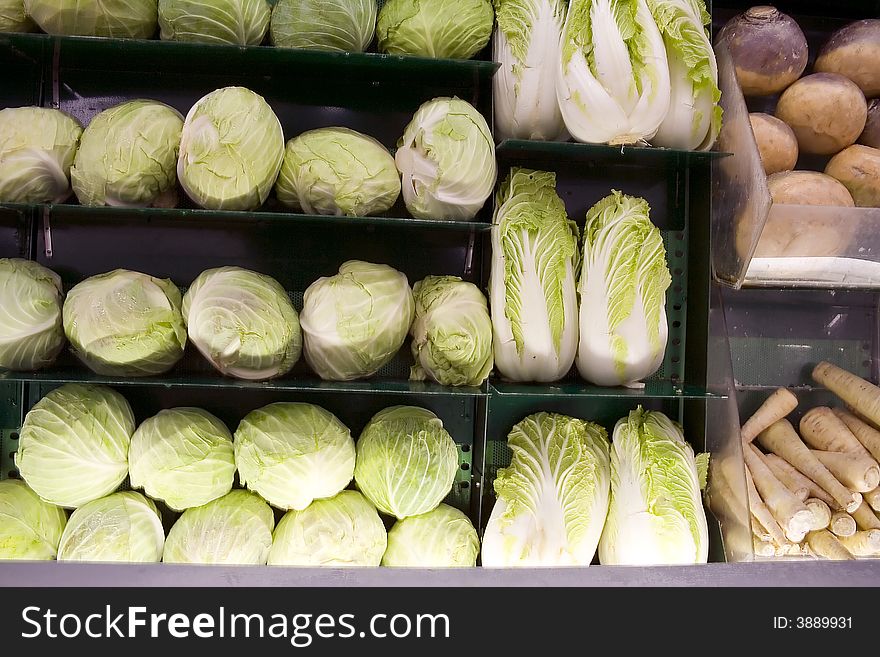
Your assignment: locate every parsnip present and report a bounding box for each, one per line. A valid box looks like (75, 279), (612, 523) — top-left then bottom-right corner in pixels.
(753, 537), (777, 557)
(836, 530), (880, 557)
(810, 449), (880, 492)
(764, 453), (837, 508)
(830, 510), (857, 537)
(865, 487), (880, 512)
(833, 409), (880, 463)
(741, 387), (798, 444)
(807, 530), (856, 560)
(745, 468), (788, 546)
(800, 407), (872, 458)
(852, 500), (880, 530)
(757, 419), (862, 512)
(763, 451), (809, 501)
(813, 361), (880, 430)
(744, 444), (813, 542)
(805, 498), (832, 530)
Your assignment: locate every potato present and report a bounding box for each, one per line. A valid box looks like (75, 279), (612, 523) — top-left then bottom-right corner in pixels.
(716, 6), (808, 96)
(775, 73), (867, 155)
(750, 113), (798, 175)
(815, 20), (880, 97)
(826, 145), (880, 208)
(860, 99), (880, 150)
(767, 171), (855, 207)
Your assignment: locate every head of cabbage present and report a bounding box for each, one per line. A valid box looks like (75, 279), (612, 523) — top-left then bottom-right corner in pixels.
(0, 480), (67, 561)
(395, 97), (496, 221)
(267, 490), (387, 567)
(24, 0), (159, 38)
(0, 259), (65, 372)
(382, 503), (479, 567)
(63, 269), (187, 377)
(235, 402), (356, 510)
(0, 107), (82, 204)
(300, 260), (414, 381)
(377, 0), (493, 60)
(178, 86), (284, 211)
(129, 407), (236, 512)
(275, 127), (400, 217)
(182, 267), (302, 381)
(71, 100), (183, 208)
(15, 384), (134, 509)
(159, 0), (271, 45)
(354, 405), (458, 519)
(58, 491), (165, 563)
(270, 0), (376, 53)
(0, 0), (36, 32)
(163, 490), (275, 565)
(410, 275), (493, 387)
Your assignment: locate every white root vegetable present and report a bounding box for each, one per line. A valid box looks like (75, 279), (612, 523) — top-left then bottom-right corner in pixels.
(762, 451), (808, 501)
(757, 420), (862, 512)
(810, 449), (880, 493)
(813, 362), (880, 430)
(833, 409), (880, 463)
(744, 444), (813, 542)
(741, 387), (798, 444)
(829, 510), (857, 537)
(865, 487), (880, 513)
(753, 536), (776, 557)
(745, 467), (788, 546)
(764, 453), (837, 508)
(805, 498), (832, 531)
(852, 500), (880, 531)
(836, 530), (880, 557)
(800, 407), (873, 458)
(806, 530), (856, 561)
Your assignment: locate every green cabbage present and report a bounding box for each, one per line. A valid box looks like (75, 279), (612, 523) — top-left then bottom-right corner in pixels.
(354, 406), (458, 519)
(234, 402), (356, 510)
(0, 259), (65, 372)
(409, 275), (493, 387)
(382, 503), (479, 567)
(182, 266), (302, 380)
(0, 0), (35, 32)
(24, 0), (159, 38)
(15, 384), (134, 508)
(159, 0), (270, 45)
(62, 269), (187, 377)
(57, 491), (164, 563)
(270, 0), (376, 52)
(275, 127), (400, 217)
(598, 407), (709, 564)
(377, 0), (493, 59)
(129, 407), (235, 512)
(0, 107), (82, 203)
(481, 412), (611, 567)
(0, 480), (67, 560)
(577, 191), (670, 387)
(71, 100), (183, 208)
(163, 490), (275, 564)
(268, 490), (387, 566)
(395, 97), (496, 221)
(300, 260), (414, 381)
(178, 86), (284, 211)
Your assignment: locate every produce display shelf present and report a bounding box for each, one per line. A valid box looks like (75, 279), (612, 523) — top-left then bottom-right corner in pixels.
(496, 138), (731, 163)
(488, 381), (718, 399)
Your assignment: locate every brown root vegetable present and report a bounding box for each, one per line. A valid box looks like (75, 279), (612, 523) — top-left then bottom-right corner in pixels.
(767, 171), (855, 207)
(716, 6), (808, 96)
(750, 113), (798, 175)
(860, 99), (880, 149)
(815, 20), (880, 98)
(775, 73), (867, 155)
(825, 145), (880, 208)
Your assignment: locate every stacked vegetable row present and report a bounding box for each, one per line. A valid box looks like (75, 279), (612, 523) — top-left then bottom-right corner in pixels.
(741, 362), (880, 560)
(1, 382), (712, 566)
(2, 383), (479, 566)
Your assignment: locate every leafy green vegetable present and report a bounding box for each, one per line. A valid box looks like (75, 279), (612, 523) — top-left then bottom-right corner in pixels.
(481, 412), (611, 566)
(15, 384), (134, 509)
(0, 480), (67, 561)
(377, 0), (493, 59)
(159, 0), (270, 45)
(71, 100), (183, 208)
(354, 406), (458, 519)
(0, 259), (65, 372)
(271, 0), (376, 52)
(0, 0), (35, 32)
(382, 504), (479, 567)
(598, 407), (709, 564)
(129, 408), (235, 511)
(235, 402), (356, 510)
(63, 269), (187, 377)
(24, 0), (159, 38)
